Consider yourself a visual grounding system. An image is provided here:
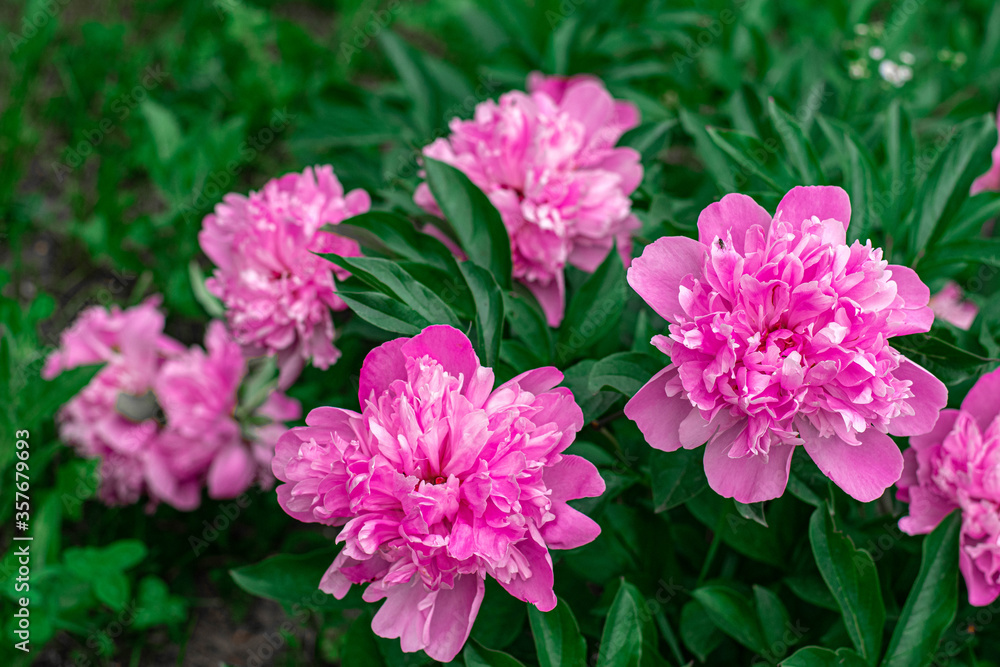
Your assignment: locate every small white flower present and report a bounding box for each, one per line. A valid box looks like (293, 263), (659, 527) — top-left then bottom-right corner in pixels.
(878, 60), (909, 87)
(900, 51), (915, 65)
(849, 61), (868, 79)
(854, 23), (870, 35)
(869, 46), (886, 60)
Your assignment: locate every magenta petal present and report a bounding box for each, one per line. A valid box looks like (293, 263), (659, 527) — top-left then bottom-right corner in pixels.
(961, 538), (1000, 606)
(960, 366), (1000, 431)
(888, 358), (948, 437)
(502, 367), (564, 396)
(898, 486), (957, 536)
(696, 193), (772, 253)
(541, 504), (601, 550)
(909, 409), (960, 452)
(627, 236), (705, 322)
(527, 273), (566, 327)
(496, 531), (557, 612)
(207, 443), (256, 499)
(370, 578), (434, 654)
(544, 455), (606, 501)
(887, 265), (934, 335)
(801, 425), (903, 502)
(624, 368), (690, 452)
(402, 324), (482, 381)
(774, 185), (851, 232)
(359, 337), (408, 404)
(703, 428), (793, 503)
(422, 575), (485, 662)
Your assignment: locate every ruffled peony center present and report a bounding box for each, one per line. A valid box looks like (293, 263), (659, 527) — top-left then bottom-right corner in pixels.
(665, 217), (915, 457)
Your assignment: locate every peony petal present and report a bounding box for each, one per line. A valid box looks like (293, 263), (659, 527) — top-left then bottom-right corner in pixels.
(961, 537), (1000, 606)
(909, 409), (960, 452)
(501, 367), (564, 396)
(207, 443), (257, 499)
(358, 337), (408, 404)
(888, 358), (948, 437)
(703, 427), (793, 503)
(627, 236), (705, 322)
(898, 485), (957, 536)
(801, 423), (903, 502)
(887, 265), (935, 336)
(696, 193), (773, 254)
(527, 273), (566, 328)
(540, 504), (601, 550)
(422, 574), (486, 662)
(496, 530), (557, 612)
(544, 454), (606, 501)
(960, 366), (1000, 432)
(624, 368), (692, 452)
(774, 185), (852, 232)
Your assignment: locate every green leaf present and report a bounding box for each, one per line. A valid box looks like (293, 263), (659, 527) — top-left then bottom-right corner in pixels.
(94, 571), (130, 611)
(769, 97), (823, 184)
(341, 612), (388, 667)
(755, 585), (792, 655)
(735, 501), (768, 527)
(230, 547), (361, 610)
(528, 599), (588, 667)
(588, 352), (661, 396)
(692, 584), (767, 653)
(919, 238), (1000, 271)
(102, 539), (148, 571)
(460, 262), (505, 368)
(334, 211), (459, 272)
(140, 98), (182, 164)
(24, 363), (102, 425)
(706, 126), (794, 193)
(189, 261), (225, 318)
(881, 510), (961, 667)
(132, 576), (188, 629)
(423, 157), (512, 289)
(597, 580), (656, 667)
(649, 448), (707, 512)
(619, 119), (676, 163)
(324, 255), (460, 327)
(781, 647), (868, 667)
(557, 248), (627, 363)
(910, 115), (997, 260)
(680, 600), (724, 662)
(808, 505), (885, 663)
(505, 291), (553, 364)
(471, 578), (525, 650)
(464, 641), (528, 667)
(337, 291), (429, 335)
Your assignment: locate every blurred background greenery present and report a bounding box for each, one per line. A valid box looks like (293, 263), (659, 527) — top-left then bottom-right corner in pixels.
(2, 0), (1000, 665)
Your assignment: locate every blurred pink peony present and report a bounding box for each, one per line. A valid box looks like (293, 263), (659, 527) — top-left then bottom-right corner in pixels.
(414, 73), (642, 326)
(199, 165), (370, 388)
(929, 281), (978, 330)
(626, 186), (947, 503)
(272, 325), (603, 661)
(46, 300), (300, 510)
(971, 105), (1000, 195)
(898, 367), (1000, 605)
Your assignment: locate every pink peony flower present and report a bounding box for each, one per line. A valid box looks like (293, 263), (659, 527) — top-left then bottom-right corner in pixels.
(898, 367), (1000, 605)
(272, 325), (603, 661)
(46, 300), (300, 510)
(414, 73), (642, 326)
(971, 105), (1000, 195)
(625, 186), (948, 503)
(929, 281), (978, 331)
(199, 165), (371, 388)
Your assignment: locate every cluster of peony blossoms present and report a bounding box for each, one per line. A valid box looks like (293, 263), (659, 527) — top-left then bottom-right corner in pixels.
(199, 164), (370, 388)
(414, 72), (643, 326)
(897, 367), (1000, 606)
(625, 186), (948, 503)
(272, 325), (604, 661)
(44, 298), (301, 510)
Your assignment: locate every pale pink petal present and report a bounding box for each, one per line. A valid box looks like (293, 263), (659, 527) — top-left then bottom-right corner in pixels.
(207, 443), (256, 499)
(888, 358), (948, 437)
(703, 427), (794, 503)
(696, 193), (772, 253)
(960, 366), (1000, 431)
(774, 185), (851, 232)
(801, 424), (903, 502)
(627, 236), (705, 322)
(624, 368), (692, 452)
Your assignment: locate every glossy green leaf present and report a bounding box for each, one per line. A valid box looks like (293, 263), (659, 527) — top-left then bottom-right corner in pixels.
(782, 647), (868, 667)
(650, 448), (707, 512)
(557, 247), (627, 363)
(809, 505), (885, 663)
(230, 547), (361, 610)
(460, 261), (504, 368)
(423, 157), (512, 289)
(588, 352), (661, 397)
(692, 584), (767, 653)
(528, 599), (588, 667)
(464, 640), (528, 667)
(337, 291), (430, 335)
(881, 510), (961, 667)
